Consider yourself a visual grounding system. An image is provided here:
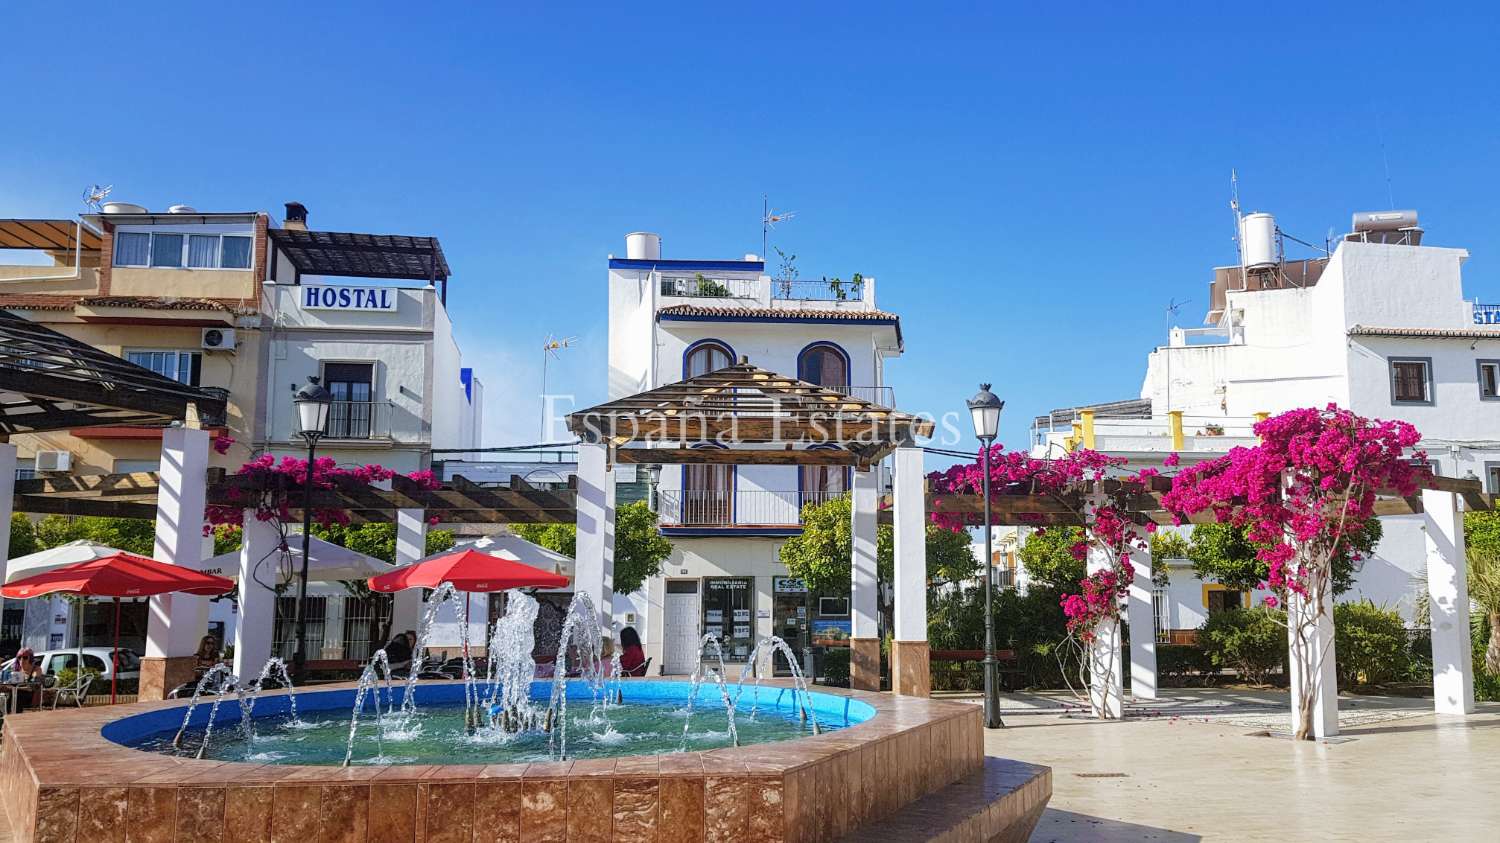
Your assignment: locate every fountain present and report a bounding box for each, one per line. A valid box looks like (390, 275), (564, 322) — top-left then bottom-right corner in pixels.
(9, 583), (1031, 843)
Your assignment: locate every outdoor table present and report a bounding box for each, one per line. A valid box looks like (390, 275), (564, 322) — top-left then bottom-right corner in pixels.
(0, 680), (43, 714)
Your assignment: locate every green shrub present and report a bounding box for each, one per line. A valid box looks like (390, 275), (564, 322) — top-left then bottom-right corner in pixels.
(1198, 607), (1286, 685)
(1333, 601), (1410, 687)
(1156, 643), (1216, 686)
(1474, 613), (1500, 703)
(819, 647), (850, 687)
(927, 584), (1074, 690)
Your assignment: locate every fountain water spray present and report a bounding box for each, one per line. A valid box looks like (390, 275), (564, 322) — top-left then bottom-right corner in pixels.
(341, 649), (393, 766)
(680, 635), (740, 750)
(545, 592), (610, 760)
(172, 663), (235, 750)
(483, 589), (542, 732)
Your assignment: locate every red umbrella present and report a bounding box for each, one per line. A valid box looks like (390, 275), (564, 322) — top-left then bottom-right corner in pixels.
(367, 547), (569, 593)
(2, 552), (234, 703)
(368, 547), (570, 665)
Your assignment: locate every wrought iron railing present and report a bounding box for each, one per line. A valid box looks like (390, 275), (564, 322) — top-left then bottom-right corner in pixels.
(658, 489), (843, 526)
(770, 278), (865, 302)
(290, 400), (394, 440)
(825, 385), (895, 407)
(1475, 302), (1500, 325)
(658, 274), (758, 299)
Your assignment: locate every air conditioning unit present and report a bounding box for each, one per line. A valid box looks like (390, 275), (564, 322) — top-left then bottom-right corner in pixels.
(34, 450), (71, 472)
(201, 328), (237, 351)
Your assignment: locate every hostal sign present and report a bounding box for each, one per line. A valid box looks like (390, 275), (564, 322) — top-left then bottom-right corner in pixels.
(301, 284), (398, 312)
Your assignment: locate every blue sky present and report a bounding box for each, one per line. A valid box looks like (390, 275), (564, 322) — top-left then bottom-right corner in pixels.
(3, 2), (1496, 454)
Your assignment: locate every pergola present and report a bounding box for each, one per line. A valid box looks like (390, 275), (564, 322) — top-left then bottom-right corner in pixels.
(897, 469), (1489, 731)
(266, 227), (452, 304)
(565, 360), (937, 694)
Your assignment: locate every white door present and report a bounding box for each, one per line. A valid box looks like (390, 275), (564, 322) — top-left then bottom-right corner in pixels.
(663, 580), (701, 675)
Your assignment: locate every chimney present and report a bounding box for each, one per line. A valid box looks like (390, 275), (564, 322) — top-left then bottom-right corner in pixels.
(283, 202), (309, 231)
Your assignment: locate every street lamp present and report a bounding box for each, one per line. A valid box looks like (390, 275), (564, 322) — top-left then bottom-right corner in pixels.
(291, 376), (332, 681)
(642, 463), (662, 510)
(967, 383), (1005, 729)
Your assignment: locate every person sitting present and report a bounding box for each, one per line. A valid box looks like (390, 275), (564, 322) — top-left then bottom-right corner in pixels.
(619, 626), (647, 677)
(384, 631), (414, 670)
(194, 635), (221, 672)
(9, 648), (43, 711)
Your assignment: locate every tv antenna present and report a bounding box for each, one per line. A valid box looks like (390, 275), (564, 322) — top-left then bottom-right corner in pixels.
(1165, 298), (1191, 414)
(82, 184), (112, 212)
(761, 196), (794, 259)
(539, 335), (576, 443)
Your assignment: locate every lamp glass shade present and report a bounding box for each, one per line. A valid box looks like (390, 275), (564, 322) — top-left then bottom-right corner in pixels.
(966, 384), (1004, 440)
(294, 377), (333, 436)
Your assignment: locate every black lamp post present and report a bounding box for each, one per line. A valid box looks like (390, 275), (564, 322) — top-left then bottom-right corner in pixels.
(291, 376), (332, 681)
(967, 383), (1005, 729)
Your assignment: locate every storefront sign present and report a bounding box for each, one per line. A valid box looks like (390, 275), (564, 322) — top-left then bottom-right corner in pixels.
(301, 284), (399, 312)
(774, 577), (808, 593)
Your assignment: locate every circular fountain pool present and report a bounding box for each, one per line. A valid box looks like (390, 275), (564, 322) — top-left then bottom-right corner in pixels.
(104, 680), (874, 766)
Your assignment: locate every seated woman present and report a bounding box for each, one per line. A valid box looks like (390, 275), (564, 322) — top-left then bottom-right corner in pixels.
(384, 631), (414, 671)
(8, 648), (44, 711)
(194, 635), (221, 673)
(619, 627), (647, 677)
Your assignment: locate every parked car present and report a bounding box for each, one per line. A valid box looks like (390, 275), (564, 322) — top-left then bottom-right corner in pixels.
(0, 648), (140, 683)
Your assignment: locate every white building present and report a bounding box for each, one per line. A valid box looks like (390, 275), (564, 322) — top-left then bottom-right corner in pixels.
(606, 232), (904, 674)
(258, 203), (483, 473)
(1030, 209), (1498, 634)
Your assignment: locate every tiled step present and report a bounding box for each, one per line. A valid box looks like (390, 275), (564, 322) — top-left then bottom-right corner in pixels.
(838, 756), (1052, 843)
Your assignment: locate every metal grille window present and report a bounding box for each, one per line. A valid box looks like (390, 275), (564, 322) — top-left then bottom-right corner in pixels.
(1389, 358), (1432, 404)
(323, 362), (375, 439)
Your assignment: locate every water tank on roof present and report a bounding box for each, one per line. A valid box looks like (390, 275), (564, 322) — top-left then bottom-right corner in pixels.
(167, 205), (197, 214)
(625, 232), (661, 260)
(101, 202), (147, 214)
(1240, 212), (1277, 268)
(1352, 210), (1418, 231)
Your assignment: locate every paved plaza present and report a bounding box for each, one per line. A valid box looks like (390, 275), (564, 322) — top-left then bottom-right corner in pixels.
(970, 691), (1500, 841)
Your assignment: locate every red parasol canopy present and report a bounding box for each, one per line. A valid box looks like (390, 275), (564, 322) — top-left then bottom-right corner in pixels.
(0, 552), (233, 704)
(367, 547), (570, 593)
(0, 551), (235, 599)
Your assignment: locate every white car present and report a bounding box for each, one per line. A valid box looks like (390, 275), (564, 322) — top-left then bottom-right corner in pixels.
(1, 648), (141, 683)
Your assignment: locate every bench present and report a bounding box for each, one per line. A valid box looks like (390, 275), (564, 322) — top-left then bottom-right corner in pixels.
(929, 649), (1024, 691)
(838, 756), (1052, 842)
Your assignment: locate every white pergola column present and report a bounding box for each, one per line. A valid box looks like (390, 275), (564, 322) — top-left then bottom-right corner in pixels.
(1423, 489), (1475, 715)
(891, 446), (930, 696)
(1085, 540), (1124, 718)
(391, 508), (427, 638)
(0, 442), (15, 584)
(1126, 547), (1158, 701)
(233, 511), (280, 678)
(1287, 582), (1339, 738)
(143, 427), (211, 699)
(576, 443), (616, 637)
(849, 467), (880, 691)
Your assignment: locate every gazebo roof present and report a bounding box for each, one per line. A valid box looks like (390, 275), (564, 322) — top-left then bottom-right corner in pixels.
(565, 360), (934, 469)
(0, 309), (228, 434)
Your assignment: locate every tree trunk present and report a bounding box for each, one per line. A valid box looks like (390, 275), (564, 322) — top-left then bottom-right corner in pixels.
(1487, 611), (1500, 677)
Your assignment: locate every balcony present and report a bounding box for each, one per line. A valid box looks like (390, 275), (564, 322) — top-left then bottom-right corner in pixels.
(290, 400), (407, 442)
(770, 278), (865, 302)
(658, 274), (759, 299)
(653, 271), (881, 312)
(657, 489), (842, 530)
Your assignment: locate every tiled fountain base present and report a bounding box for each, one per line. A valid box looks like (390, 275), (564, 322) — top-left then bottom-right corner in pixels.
(0, 680), (1050, 843)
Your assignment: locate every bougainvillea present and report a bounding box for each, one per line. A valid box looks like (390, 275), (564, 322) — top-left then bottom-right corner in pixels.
(1161, 405), (1427, 739)
(928, 444), (1163, 717)
(204, 455), (443, 532)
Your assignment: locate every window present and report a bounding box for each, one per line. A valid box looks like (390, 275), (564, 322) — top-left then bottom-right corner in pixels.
(1152, 587), (1170, 644)
(126, 350), (201, 386)
(702, 577), (754, 660)
(1205, 588), (1244, 615)
(684, 340), (733, 378)
(798, 343), (848, 389)
(323, 362), (376, 439)
(818, 596), (849, 617)
(800, 445), (848, 507)
(1389, 357), (1432, 404)
(1486, 463), (1500, 495)
(113, 232), (150, 266)
(682, 445), (733, 524)
(1479, 360), (1500, 400)
(151, 233), (184, 267)
(113, 231), (253, 269)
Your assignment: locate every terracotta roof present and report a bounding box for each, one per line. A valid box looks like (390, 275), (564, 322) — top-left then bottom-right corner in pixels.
(78, 296), (233, 312)
(1348, 325), (1500, 339)
(0, 295), (81, 311)
(658, 304), (899, 321)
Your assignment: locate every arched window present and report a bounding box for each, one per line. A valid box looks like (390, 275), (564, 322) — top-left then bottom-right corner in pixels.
(797, 342), (849, 389)
(683, 444), (733, 524)
(684, 340), (734, 378)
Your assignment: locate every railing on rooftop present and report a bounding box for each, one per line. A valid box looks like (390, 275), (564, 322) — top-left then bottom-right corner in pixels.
(770, 278), (865, 302)
(1474, 303), (1500, 325)
(1030, 414), (1261, 449)
(658, 489), (842, 527)
(659, 274), (758, 299)
(827, 385), (895, 407)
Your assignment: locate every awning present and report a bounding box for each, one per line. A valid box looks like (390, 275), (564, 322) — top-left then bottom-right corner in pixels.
(0, 219), (101, 253)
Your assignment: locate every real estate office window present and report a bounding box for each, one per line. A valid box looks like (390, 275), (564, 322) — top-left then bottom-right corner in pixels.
(1388, 357), (1433, 405)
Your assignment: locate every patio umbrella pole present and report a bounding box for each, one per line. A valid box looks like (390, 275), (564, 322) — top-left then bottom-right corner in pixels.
(111, 597), (120, 705)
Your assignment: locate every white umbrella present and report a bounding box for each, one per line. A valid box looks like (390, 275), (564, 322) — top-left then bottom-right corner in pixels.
(192, 535), (393, 585)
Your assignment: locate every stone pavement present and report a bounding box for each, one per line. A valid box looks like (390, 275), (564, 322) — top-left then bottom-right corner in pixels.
(971, 692), (1500, 842)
